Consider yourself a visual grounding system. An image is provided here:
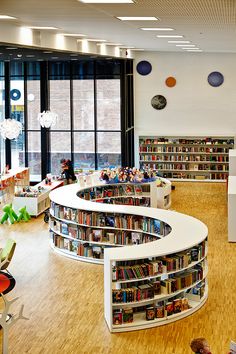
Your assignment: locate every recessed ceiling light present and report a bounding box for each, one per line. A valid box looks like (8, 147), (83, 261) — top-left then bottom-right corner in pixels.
(168, 40), (190, 43)
(97, 42), (123, 46)
(26, 55), (35, 57)
(37, 59), (44, 61)
(141, 27), (174, 31)
(0, 15), (17, 20)
(117, 17), (159, 21)
(61, 33), (86, 37)
(28, 26), (59, 30)
(51, 57), (59, 59)
(79, 0), (134, 2)
(175, 44), (196, 47)
(78, 38), (107, 42)
(157, 35), (183, 38)
(5, 47), (18, 50)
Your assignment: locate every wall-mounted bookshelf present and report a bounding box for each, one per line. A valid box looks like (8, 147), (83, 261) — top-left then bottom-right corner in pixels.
(139, 136), (234, 181)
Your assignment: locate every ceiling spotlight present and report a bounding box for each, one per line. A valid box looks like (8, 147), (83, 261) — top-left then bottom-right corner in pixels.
(0, 15), (17, 20)
(117, 17), (159, 21)
(168, 41), (190, 43)
(157, 35), (183, 38)
(141, 27), (174, 31)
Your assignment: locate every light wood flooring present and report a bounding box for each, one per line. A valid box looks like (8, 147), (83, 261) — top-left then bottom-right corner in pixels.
(0, 182), (235, 354)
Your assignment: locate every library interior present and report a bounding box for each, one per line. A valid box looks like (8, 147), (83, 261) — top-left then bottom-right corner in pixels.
(0, 1), (236, 354)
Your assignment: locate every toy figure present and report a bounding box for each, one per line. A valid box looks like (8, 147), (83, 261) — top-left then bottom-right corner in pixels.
(17, 206), (31, 222)
(0, 204), (18, 224)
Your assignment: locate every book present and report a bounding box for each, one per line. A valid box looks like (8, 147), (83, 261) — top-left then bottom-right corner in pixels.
(131, 232), (142, 245)
(165, 302), (174, 316)
(61, 223), (69, 235)
(92, 229), (102, 242)
(155, 304), (165, 318)
(173, 298), (182, 313)
(123, 308), (133, 323)
(105, 216), (115, 227)
(113, 310), (122, 325)
(146, 306), (155, 321)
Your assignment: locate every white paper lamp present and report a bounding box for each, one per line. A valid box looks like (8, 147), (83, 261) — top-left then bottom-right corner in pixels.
(38, 110), (58, 128)
(0, 119), (22, 140)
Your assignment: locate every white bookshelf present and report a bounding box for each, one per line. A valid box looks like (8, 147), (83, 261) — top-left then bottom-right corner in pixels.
(229, 149), (236, 176)
(49, 180), (171, 263)
(228, 176), (236, 242)
(49, 179), (208, 331)
(139, 136), (234, 181)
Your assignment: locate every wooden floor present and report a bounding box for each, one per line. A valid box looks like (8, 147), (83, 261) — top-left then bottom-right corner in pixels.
(0, 182), (235, 354)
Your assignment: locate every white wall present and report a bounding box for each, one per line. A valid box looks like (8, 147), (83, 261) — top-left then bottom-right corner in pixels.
(134, 52), (236, 165)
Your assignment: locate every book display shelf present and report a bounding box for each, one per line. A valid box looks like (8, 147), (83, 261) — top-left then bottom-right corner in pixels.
(139, 136), (234, 181)
(104, 211), (208, 332)
(49, 180), (171, 264)
(49, 178), (208, 331)
(13, 179), (64, 216)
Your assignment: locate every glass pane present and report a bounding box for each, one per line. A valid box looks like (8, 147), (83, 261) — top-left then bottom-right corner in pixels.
(27, 132), (41, 181)
(73, 80), (94, 130)
(27, 80), (41, 130)
(50, 132), (71, 174)
(10, 79), (25, 169)
(0, 75), (5, 172)
(96, 79), (120, 130)
(50, 80), (70, 130)
(73, 132), (95, 170)
(97, 132), (121, 169)
(11, 132), (25, 169)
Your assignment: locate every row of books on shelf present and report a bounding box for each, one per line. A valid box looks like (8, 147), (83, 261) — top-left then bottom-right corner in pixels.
(161, 172), (228, 180)
(50, 219), (158, 245)
(51, 203), (78, 221)
(113, 298), (190, 325)
(140, 155), (229, 162)
(51, 204), (167, 236)
(78, 184), (149, 200)
(139, 138), (233, 146)
(50, 205), (171, 237)
(94, 197), (150, 207)
(140, 163), (228, 171)
(140, 146), (231, 153)
(113, 280), (206, 325)
(52, 233), (105, 259)
(112, 243), (206, 281)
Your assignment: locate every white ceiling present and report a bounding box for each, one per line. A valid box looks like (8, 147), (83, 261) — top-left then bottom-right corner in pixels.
(1, 0), (236, 52)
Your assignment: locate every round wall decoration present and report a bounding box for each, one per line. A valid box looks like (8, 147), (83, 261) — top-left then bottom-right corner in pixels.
(151, 95), (167, 110)
(165, 76), (176, 87)
(10, 89), (21, 101)
(207, 71), (224, 87)
(136, 60), (152, 76)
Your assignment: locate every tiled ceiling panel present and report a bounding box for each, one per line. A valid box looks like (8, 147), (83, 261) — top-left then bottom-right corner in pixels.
(1, 0), (236, 52)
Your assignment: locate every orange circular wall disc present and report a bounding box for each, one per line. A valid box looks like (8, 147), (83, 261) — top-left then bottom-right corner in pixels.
(165, 76), (176, 87)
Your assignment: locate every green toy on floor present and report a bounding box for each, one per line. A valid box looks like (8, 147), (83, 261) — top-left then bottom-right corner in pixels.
(0, 204), (31, 224)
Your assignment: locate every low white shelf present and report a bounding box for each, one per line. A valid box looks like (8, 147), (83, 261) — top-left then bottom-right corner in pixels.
(13, 180), (63, 216)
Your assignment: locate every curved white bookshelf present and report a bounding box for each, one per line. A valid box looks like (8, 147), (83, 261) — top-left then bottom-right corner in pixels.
(49, 179), (207, 332)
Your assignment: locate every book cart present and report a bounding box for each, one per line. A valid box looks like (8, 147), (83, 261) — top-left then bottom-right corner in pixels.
(139, 136), (234, 181)
(49, 178), (208, 332)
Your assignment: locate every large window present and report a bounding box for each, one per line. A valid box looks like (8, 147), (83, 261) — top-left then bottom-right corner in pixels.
(0, 62), (5, 172)
(2, 58), (133, 181)
(10, 62), (25, 169)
